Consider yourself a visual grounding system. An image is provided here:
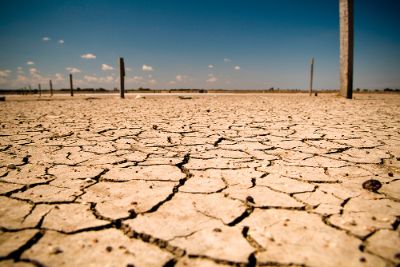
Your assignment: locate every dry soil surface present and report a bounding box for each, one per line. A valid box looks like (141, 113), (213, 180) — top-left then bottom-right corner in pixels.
(0, 93), (399, 267)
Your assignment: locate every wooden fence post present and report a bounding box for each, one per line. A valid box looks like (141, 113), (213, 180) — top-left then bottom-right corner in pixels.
(49, 80), (53, 97)
(339, 0), (354, 99)
(120, 57), (125, 99)
(309, 57), (314, 96)
(69, 74), (74, 97)
(38, 83), (41, 97)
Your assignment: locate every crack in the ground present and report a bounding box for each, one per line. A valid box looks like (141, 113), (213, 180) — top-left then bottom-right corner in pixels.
(214, 136), (227, 147)
(227, 206), (254, 227)
(0, 230), (44, 262)
(2, 95), (400, 266)
(186, 254), (247, 267)
(121, 225), (186, 257)
(146, 153), (192, 214)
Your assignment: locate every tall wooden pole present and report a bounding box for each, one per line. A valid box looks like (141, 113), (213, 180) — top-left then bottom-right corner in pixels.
(38, 84), (41, 97)
(69, 74), (74, 97)
(309, 57), (314, 96)
(49, 80), (53, 97)
(120, 57), (125, 99)
(339, 0), (354, 99)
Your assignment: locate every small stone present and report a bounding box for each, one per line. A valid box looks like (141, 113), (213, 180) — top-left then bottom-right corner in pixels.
(349, 220), (357, 226)
(7, 163), (16, 169)
(50, 246), (63, 254)
(152, 125), (158, 130)
(362, 179), (382, 192)
(213, 228), (222, 233)
(246, 196), (255, 204)
(265, 232), (274, 241)
(388, 172), (393, 177)
(106, 246), (113, 252)
(22, 155), (30, 164)
(178, 96), (192, 100)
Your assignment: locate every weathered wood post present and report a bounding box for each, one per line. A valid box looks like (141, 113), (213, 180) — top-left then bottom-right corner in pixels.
(120, 57), (125, 99)
(49, 80), (53, 97)
(38, 83), (41, 97)
(309, 57), (314, 96)
(339, 0), (354, 99)
(69, 74), (74, 97)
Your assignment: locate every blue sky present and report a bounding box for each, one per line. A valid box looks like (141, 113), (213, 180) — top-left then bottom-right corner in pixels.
(0, 0), (399, 89)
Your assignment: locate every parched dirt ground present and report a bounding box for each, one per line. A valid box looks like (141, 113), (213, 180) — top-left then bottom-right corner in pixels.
(0, 93), (399, 267)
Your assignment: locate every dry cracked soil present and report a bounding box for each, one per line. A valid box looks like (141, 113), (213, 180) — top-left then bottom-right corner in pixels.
(0, 93), (399, 267)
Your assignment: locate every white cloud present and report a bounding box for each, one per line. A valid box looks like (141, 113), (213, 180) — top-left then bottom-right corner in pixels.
(208, 64), (214, 69)
(16, 74), (28, 84)
(224, 58), (232, 62)
(0, 69), (11, 78)
(29, 68), (38, 74)
(54, 73), (64, 82)
(27, 61), (34, 65)
(126, 67), (132, 72)
(0, 70), (11, 85)
(148, 79), (157, 85)
(84, 75), (115, 83)
(101, 64), (114, 71)
(175, 74), (188, 82)
(169, 81), (177, 85)
(58, 39), (64, 44)
(66, 67), (81, 73)
(42, 37), (51, 42)
(81, 53), (96, 59)
(104, 76), (114, 83)
(142, 64), (153, 71)
(206, 74), (217, 83)
(17, 67), (23, 74)
(125, 76), (144, 85)
(26, 67), (47, 84)
(234, 65), (241, 70)
(84, 75), (98, 83)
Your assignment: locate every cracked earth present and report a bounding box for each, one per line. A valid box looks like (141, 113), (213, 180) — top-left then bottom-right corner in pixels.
(0, 93), (399, 267)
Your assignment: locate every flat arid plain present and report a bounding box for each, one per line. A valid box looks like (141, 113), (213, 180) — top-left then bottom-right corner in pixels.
(0, 93), (399, 267)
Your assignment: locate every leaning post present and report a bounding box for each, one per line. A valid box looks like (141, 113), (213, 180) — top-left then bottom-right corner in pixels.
(339, 0), (354, 99)
(309, 57), (314, 96)
(49, 80), (53, 97)
(120, 57), (125, 99)
(69, 74), (74, 97)
(38, 83), (41, 97)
